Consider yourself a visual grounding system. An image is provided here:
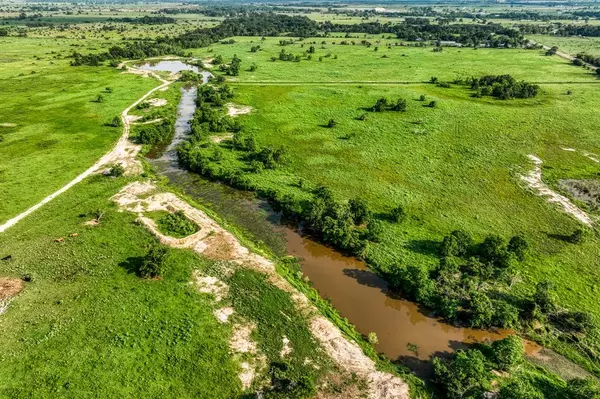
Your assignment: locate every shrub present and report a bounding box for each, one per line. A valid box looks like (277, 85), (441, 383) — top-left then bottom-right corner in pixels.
(533, 281), (556, 314)
(491, 335), (524, 371)
(433, 349), (490, 399)
(568, 228), (586, 244)
(428, 100), (437, 108)
(365, 218), (384, 242)
(108, 163), (125, 177)
(139, 244), (168, 278)
(348, 198), (371, 225)
(110, 116), (122, 127)
(390, 205), (406, 223)
(469, 291), (495, 328)
(493, 301), (520, 329)
(326, 119), (337, 128)
(507, 234), (528, 261)
(440, 230), (472, 257)
(158, 211), (198, 238)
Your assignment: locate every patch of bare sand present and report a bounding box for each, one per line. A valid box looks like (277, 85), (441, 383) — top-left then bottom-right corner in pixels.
(521, 154), (594, 226)
(147, 98), (167, 107)
(215, 307), (234, 323)
(112, 182), (410, 399)
(0, 278), (24, 315)
(281, 336), (292, 357)
(227, 103), (253, 117)
(193, 271), (229, 302)
(0, 123), (16, 128)
(202, 58), (215, 69)
(210, 133), (233, 143)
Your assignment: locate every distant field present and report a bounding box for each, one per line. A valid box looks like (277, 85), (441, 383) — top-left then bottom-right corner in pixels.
(193, 36), (595, 83)
(0, 37), (157, 223)
(529, 34), (600, 58)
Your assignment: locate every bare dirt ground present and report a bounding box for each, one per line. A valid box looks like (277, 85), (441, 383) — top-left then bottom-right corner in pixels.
(147, 98), (167, 107)
(112, 181), (410, 399)
(0, 123), (17, 128)
(210, 133), (233, 143)
(226, 103), (253, 117)
(521, 154), (594, 226)
(0, 278), (24, 315)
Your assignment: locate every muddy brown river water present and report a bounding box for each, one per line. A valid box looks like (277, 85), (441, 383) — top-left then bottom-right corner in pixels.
(144, 70), (542, 376)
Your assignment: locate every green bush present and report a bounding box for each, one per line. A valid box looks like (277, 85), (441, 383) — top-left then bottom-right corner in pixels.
(158, 211), (198, 238)
(139, 244), (168, 279)
(490, 335), (524, 371)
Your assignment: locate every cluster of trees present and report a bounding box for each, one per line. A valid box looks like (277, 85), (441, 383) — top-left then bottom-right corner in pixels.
(136, 118), (175, 145)
(219, 55), (241, 76)
(386, 228), (595, 341)
(574, 52), (600, 69)
(469, 75), (539, 100)
(433, 335), (600, 399)
(158, 211), (197, 237)
(371, 97), (407, 112)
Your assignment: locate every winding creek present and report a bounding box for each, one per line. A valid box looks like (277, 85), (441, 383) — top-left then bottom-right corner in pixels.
(139, 61), (563, 378)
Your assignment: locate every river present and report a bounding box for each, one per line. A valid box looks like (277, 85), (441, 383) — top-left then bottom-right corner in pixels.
(141, 61), (542, 377)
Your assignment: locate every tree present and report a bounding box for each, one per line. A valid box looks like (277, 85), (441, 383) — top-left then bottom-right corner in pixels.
(433, 349), (491, 399)
(508, 234), (528, 261)
(349, 198), (371, 225)
(390, 205), (406, 223)
(326, 119), (337, 128)
(491, 335), (524, 371)
(479, 234), (508, 265)
(498, 379), (543, 399)
(493, 300), (520, 329)
(533, 281), (556, 314)
(469, 291), (495, 328)
(428, 100), (437, 108)
(568, 228), (586, 244)
(139, 244), (168, 278)
(110, 116), (122, 127)
(365, 218), (384, 242)
(391, 98), (407, 112)
(372, 97), (388, 112)
(440, 230), (472, 257)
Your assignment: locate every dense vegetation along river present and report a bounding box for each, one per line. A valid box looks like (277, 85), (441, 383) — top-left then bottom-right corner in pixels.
(142, 62), (541, 375)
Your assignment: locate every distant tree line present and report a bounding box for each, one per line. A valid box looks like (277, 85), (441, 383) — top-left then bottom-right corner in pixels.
(107, 15), (176, 25)
(70, 14), (319, 66)
(518, 23), (600, 37)
(321, 20), (526, 48)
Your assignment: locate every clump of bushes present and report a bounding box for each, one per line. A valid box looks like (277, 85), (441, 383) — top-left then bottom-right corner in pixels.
(469, 75), (539, 99)
(371, 97), (407, 112)
(108, 163), (125, 177)
(139, 244), (168, 279)
(136, 118), (175, 145)
(157, 211), (198, 238)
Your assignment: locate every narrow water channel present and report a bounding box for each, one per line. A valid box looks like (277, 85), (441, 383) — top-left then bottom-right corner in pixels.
(142, 64), (542, 376)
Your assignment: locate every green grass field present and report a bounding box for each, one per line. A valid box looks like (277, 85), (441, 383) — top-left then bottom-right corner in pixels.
(0, 174), (331, 397)
(0, 37), (158, 224)
(529, 34), (600, 58)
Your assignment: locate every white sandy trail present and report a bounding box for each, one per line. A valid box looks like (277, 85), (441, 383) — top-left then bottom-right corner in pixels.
(0, 71), (172, 234)
(521, 154), (594, 226)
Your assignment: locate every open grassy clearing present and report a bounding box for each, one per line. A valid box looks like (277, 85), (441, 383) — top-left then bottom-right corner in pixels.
(0, 36), (158, 224)
(528, 34), (600, 58)
(0, 174), (336, 397)
(191, 35), (597, 83)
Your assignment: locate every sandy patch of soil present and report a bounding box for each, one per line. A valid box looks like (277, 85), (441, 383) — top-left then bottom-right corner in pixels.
(0, 123), (16, 128)
(521, 154), (594, 226)
(133, 118), (163, 125)
(560, 147), (576, 152)
(147, 98), (167, 107)
(281, 336), (292, 357)
(112, 181), (410, 399)
(193, 271), (229, 302)
(215, 307), (235, 323)
(230, 322), (267, 389)
(202, 58), (215, 69)
(0, 278), (24, 315)
(227, 103), (253, 117)
(210, 133), (233, 143)
(559, 179), (600, 211)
